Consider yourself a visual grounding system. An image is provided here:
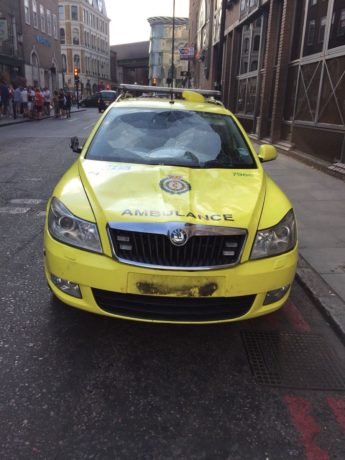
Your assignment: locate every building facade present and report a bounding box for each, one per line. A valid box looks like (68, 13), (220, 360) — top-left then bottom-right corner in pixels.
(189, 0), (345, 164)
(110, 41), (149, 86)
(58, 0), (111, 95)
(0, 0), (24, 85)
(148, 16), (189, 87)
(20, 0), (62, 90)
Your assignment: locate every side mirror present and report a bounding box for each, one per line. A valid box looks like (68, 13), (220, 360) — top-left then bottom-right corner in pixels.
(258, 144), (278, 162)
(70, 136), (83, 154)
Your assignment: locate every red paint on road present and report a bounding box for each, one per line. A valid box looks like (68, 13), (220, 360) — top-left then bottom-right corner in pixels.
(326, 397), (345, 434)
(283, 300), (311, 332)
(284, 395), (329, 460)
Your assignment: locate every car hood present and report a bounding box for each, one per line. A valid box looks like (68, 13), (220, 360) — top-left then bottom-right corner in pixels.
(78, 159), (266, 230)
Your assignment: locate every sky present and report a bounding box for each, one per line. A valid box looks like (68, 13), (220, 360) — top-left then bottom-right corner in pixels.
(104, 0), (190, 46)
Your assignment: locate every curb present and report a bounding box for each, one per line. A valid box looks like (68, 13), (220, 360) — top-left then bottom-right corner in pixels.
(296, 255), (345, 343)
(0, 108), (87, 128)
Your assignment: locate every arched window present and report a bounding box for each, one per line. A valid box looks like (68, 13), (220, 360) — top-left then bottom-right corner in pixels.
(60, 28), (65, 44)
(74, 54), (80, 69)
(31, 52), (39, 85)
(61, 54), (67, 72)
(73, 28), (79, 45)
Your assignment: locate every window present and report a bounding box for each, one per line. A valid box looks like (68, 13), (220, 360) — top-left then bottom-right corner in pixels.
(329, 1), (345, 48)
(86, 108), (256, 169)
(197, 0), (207, 52)
(53, 14), (58, 39)
(60, 28), (65, 44)
(58, 5), (64, 21)
(303, 0), (329, 56)
(24, 0), (30, 25)
(74, 54), (80, 69)
(40, 5), (45, 32)
(339, 9), (345, 35)
(32, 52), (39, 85)
(319, 16), (326, 43)
(239, 18), (263, 75)
(32, 0), (38, 28)
(61, 54), (67, 72)
(73, 28), (80, 45)
(46, 10), (52, 36)
(307, 20), (316, 45)
(71, 6), (78, 21)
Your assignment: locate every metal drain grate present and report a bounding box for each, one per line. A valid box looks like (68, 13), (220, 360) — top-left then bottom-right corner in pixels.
(242, 331), (345, 391)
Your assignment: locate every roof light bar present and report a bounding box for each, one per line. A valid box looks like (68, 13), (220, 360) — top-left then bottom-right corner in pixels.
(119, 84), (221, 98)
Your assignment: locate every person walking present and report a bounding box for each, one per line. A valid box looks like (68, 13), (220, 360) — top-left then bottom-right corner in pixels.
(27, 86), (35, 118)
(13, 86), (22, 119)
(21, 87), (28, 117)
(0, 80), (10, 117)
(53, 90), (59, 118)
(58, 89), (65, 118)
(64, 91), (72, 118)
(43, 87), (51, 116)
(34, 88), (44, 120)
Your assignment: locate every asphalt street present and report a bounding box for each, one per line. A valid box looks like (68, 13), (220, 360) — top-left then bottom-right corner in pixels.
(1, 110), (345, 460)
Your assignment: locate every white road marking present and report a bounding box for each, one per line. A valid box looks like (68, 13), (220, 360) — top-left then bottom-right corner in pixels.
(0, 207), (30, 214)
(83, 123), (95, 130)
(37, 211), (46, 217)
(10, 199), (44, 205)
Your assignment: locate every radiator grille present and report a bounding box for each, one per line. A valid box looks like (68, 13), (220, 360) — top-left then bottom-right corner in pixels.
(93, 289), (255, 322)
(108, 225), (246, 270)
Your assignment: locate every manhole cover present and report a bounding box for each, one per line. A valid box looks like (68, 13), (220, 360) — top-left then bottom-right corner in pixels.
(242, 331), (345, 390)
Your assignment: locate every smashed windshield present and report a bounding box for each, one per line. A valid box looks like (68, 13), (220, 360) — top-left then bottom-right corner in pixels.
(86, 107), (257, 169)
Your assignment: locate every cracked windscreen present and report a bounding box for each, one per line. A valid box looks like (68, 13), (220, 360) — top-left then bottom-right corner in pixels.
(86, 107), (257, 169)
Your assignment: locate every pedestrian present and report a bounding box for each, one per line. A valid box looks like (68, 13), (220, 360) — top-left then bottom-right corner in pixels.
(43, 87), (51, 116)
(58, 89), (65, 118)
(21, 87), (28, 117)
(0, 80), (10, 117)
(13, 86), (22, 119)
(27, 86), (35, 118)
(53, 90), (59, 118)
(64, 91), (72, 118)
(34, 87), (44, 120)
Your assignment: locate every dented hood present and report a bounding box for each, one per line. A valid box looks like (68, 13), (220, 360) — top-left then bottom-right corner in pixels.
(79, 159), (266, 229)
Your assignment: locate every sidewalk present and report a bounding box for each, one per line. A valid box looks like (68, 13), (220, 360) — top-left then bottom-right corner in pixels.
(255, 142), (345, 339)
(0, 107), (86, 127)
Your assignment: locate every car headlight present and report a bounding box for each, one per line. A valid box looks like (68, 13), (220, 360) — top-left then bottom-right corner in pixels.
(48, 197), (102, 253)
(251, 209), (297, 259)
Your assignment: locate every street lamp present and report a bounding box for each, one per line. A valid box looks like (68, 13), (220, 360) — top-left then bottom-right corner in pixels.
(171, 0), (175, 88)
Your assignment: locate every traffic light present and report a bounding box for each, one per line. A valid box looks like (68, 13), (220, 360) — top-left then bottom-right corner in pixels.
(151, 77), (157, 86)
(74, 67), (79, 84)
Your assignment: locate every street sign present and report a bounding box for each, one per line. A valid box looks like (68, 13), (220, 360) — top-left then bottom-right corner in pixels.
(179, 47), (195, 60)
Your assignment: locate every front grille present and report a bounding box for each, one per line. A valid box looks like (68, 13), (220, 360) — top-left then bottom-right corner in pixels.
(108, 223), (246, 270)
(92, 288), (255, 322)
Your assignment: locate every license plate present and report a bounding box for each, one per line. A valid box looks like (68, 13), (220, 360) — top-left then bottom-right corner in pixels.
(128, 273), (225, 297)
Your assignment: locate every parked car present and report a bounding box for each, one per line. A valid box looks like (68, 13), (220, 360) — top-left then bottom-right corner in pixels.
(44, 84), (298, 324)
(98, 90), (117, 112)
(79, 93), (100, 108)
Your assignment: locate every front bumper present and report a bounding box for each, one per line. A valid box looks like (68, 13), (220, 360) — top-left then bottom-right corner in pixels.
(44, 232), (298, 324)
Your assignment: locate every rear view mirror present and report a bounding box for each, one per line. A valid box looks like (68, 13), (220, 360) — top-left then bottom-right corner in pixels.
(70, 136), (83, 154)
(258, 144), (277, 162)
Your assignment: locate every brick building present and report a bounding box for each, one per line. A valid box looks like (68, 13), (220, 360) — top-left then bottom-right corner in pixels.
(20, 0), (62, 90)
(59, 0), (111, 95)
(0, 0), (24, 84)
(189, 0), (345, 163)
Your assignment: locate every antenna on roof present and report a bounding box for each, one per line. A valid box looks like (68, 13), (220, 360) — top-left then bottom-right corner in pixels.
(170, 0), (176, 101)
